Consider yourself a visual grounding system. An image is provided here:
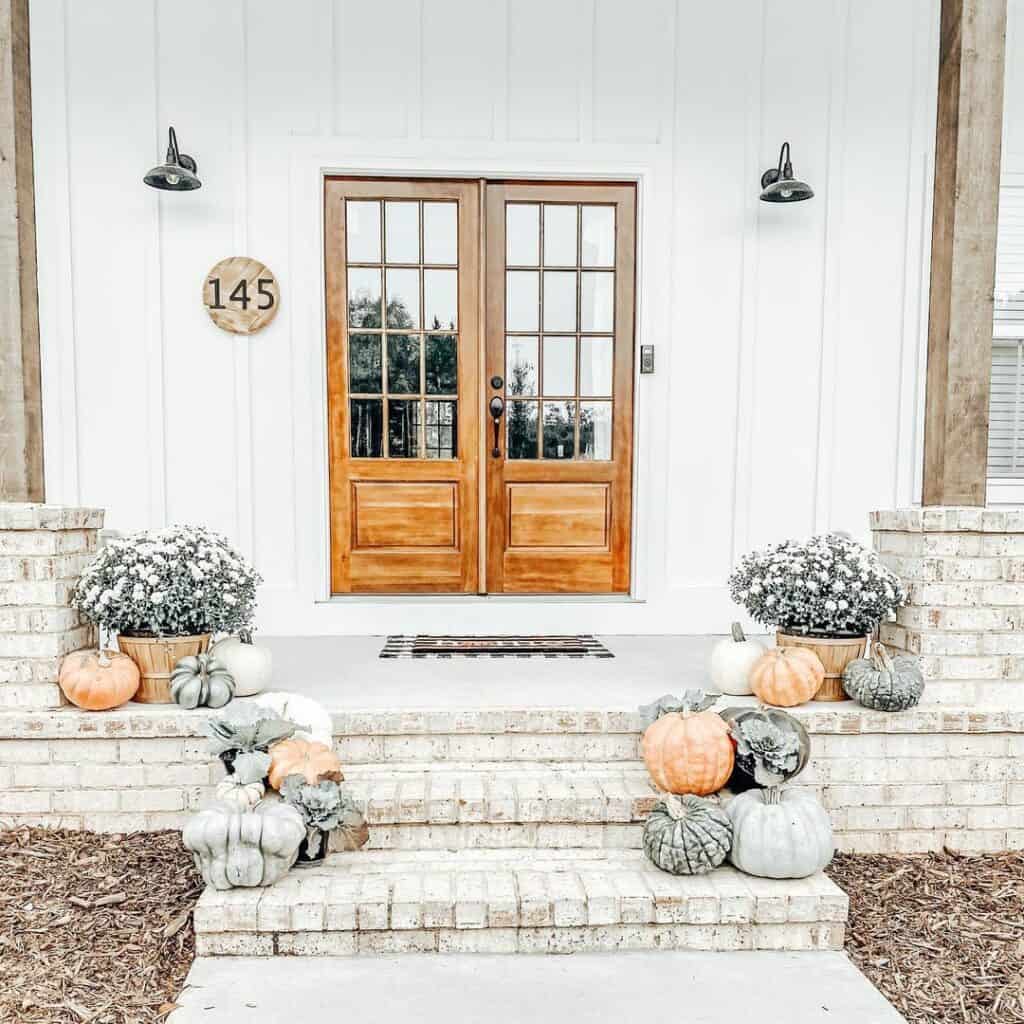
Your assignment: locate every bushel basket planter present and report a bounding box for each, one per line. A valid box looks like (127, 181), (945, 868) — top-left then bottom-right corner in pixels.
(118, 633), (211, 704)
(776, 631), (870, 702)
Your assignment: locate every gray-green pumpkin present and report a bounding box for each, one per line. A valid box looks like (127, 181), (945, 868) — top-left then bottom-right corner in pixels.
(170, 654), (236, 710)
(642, 794), (733, 875)
(842, 642), (924, 712)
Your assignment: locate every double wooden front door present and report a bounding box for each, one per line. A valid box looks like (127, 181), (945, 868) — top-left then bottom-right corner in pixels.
(325, 178), (635, 594)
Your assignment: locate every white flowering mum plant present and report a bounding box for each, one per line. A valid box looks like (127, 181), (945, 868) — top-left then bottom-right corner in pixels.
(71, 525), (262, 637)
(728, 533), (906, 638)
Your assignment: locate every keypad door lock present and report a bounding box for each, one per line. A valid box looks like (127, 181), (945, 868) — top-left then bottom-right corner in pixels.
(640, 345), (655, 374)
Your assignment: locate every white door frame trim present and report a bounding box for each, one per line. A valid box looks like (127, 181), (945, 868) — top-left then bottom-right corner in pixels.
(287, 141), (664, 608)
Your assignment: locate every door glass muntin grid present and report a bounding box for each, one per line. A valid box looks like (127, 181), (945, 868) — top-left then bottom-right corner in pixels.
(504, 201), (615, 460)
(345, 198), (459, 460)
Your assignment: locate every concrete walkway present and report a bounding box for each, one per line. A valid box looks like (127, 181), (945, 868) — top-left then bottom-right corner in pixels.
(170, 951), (906, 1024)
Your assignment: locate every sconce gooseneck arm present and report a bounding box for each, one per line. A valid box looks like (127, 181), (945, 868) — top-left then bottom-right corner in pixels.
(166, 127), (181, 165)
(777, 141), (791, 180)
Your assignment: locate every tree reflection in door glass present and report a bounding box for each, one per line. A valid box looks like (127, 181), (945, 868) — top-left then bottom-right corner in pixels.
(507, 400), (538, 459)
(425, 334), (457, 394)
(579, 401), (612, 460)
(348, 334), (382, 393)
(387, 334), (420, 393)
(426, 401), (457, 459)
(350, 399), (383, 457)
(388, 399), (421, 458)
(543, 401), (575, 459)
(348, 268), (382, 328)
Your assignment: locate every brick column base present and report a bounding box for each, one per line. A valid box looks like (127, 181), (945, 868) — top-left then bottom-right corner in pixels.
(0, 504), (104, 709)
(872, 507), (1024, 707)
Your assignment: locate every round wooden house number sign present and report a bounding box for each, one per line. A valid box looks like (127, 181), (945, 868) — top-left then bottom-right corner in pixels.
(203, 257), (279, 334)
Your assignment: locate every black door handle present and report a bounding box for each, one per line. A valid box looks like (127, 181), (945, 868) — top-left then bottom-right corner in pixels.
(489, 396), (505, 457)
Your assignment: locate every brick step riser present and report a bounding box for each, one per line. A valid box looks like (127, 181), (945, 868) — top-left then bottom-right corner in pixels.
(337, 734), (643, 764)
(352, 822), (644, 852)
(196, 922), (845, 957)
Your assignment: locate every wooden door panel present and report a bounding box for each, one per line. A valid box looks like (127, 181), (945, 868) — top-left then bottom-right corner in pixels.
(325, 179), (480, 593)
(501, 551), (614, 593)
(485, 184), (636, 593)
(352, 482), (457, 548)
(507, 483), (609, 548)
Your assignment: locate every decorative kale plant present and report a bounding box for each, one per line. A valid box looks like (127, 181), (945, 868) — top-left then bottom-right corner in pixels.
(728, 533), (906, 637)
(204, 702), (296, 758)
(72, 525), (262, 637)
(280, 776), (353, 832)
(638, 690), (720, 728)
(730, 718), (800, 787)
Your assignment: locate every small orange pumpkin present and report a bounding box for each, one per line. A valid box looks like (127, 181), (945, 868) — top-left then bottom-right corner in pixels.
(59, 649), (140, 711)
(641, 699), (734, 797)
(267, 738), (344, 791)
(749, 647), (825, 707)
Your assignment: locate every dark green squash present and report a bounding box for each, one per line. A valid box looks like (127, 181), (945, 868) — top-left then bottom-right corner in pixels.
(642, 794), (732, 875)
(843, 643), (924, 711)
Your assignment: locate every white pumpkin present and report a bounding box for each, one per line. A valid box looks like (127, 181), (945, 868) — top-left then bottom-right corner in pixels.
(210, 633), (273, 697)
(214, 776), (265, 811)
(726, 787), (834, 879)
(709, 623), (766, 696)
(258, 691), (333, 746)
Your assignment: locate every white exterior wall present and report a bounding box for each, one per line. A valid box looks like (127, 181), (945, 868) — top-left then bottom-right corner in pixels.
(29, 0), (947, 634)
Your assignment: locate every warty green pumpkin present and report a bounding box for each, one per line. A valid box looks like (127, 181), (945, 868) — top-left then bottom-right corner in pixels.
(642, 794), (733, 875)
(842, 642), (924, 712)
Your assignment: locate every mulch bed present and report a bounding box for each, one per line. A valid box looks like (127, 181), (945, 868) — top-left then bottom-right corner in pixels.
(0, 828), (202, 1024)
(1, 829), (1022, 1023)
(829, 851), (1024, 1024)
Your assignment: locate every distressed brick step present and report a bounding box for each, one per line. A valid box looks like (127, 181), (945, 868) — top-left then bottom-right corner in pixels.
(341, 768), (658, 851)
(336, 730), (643, 764)
(193, 849), (847, 957)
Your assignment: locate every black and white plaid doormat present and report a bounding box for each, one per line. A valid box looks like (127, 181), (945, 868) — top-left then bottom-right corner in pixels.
(380, 635), (614, 659)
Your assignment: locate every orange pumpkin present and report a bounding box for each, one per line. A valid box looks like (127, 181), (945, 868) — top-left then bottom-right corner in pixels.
(59, 649), (140, 711)
(267, 738), (344, 791)
(749, 647), (824, 707)
(641, 711), (734, 796)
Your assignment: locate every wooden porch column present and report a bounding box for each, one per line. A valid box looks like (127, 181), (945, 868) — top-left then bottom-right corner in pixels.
(923, 0), (1007, 506)
(0, 0), (42, 502)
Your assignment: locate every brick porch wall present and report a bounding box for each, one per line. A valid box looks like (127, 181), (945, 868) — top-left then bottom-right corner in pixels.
(0, 704), (1020, 854)
(872, 507), (1024, 707)
(0, 504), (103, 709)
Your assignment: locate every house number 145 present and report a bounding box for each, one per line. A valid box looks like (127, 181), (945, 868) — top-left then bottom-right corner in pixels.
(202, 256), (280, 335)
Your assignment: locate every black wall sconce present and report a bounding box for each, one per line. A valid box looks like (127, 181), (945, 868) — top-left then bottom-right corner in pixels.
(760, 142), (813, 203)
(144, 126), (201, 191)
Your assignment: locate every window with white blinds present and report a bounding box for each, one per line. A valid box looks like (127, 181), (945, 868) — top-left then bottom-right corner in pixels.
(991, 186), (1024, 478)
(989, 339), (1024, 477)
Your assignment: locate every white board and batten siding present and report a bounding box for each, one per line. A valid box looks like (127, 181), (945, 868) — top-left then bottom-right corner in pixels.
(31, 0), (943, 635)
(992, 0), (1024, 505)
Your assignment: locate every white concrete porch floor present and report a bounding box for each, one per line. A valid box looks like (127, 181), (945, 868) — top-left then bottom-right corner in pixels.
(170, 951), (905, 1023)
(263, 634), (746, 709)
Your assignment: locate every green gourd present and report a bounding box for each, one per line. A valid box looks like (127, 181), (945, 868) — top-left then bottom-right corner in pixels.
(842, 642), (924, 712)
(642, 794), (733, 875)
(170, 654), (236, 710)
(182, 800), (305, 889)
